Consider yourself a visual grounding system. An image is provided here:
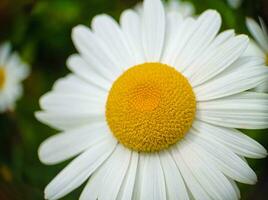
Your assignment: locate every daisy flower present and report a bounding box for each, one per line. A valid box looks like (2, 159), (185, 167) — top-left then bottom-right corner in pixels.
(136, 0), (195, 18)
(245, 17), (268, 92)
(0, 42), (29, 113)
(36, 0), (268, 199)
(227, 0), (242, 9)
(164, 0), (194, 17)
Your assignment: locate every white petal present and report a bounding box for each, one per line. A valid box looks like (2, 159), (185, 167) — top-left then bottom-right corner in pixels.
(0, 95), (9, 112)
(71, 25), (122, 79)
(44, 137), (117, 200)
(92, 14), (135, 69)
(5, 52), (30, 81)
(67, 54), (112, 91)
(183, 29), (235, 78)
(161, 17), (196, 68)
(38, 122), (111, 165)
(132, 155), (144, 200)
(259, 17), (268, 37)
(243, 39), (266, 58)
(52, 74), (107, 97)
(227, 0), (242, 9)
(193, 120), (267, 158)
(80, 156), (111, 200)
(120, 9), (145, 65)
(228, 178), (241, 199)
(142, 0), (166, 61)
(177, 139), (237, 200)
(174, 10), (221, 72)
(80, 150), (136, 200)
(189, 35), (249, 86)
(161, 12), (183, 64)
(197, 92), (268, 129)
(187, 130), (257, 184)
(35, 111), (105, 131)
(203, 29), (235, 49)
(39, 91), (105, 115)
(37, 90), (105, 130)
(246, 17), (268, 52)
(98, 145), (131, 200)
(166, 0), (195, 17)
(255, 80), (268, 93)
(139, 154), (166, 200)
(0, 42), (11, 65)
(194, 56), (268, 101)
(159, 150), (189, 200)
(117, 152), (139, 200)
(171, 146), (212, 200)
(0, 84), (22, 112)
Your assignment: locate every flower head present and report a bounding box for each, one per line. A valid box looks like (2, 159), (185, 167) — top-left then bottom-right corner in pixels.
(245, 17), (268, 92)
(227, 0), (243, 9)
(135, 0), (195, 18)
(0, 42), (29, 113)
(165, 0), (195, 17)
(36, 0), (268, 199)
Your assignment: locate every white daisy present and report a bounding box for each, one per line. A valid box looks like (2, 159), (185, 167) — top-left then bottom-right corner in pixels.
(227, 0), (242, 9)
(136, 0), (195, 17)
(36, 0), (268, 199)
(245, 17), (268, 92)
(165, 0), (194, 17)
(0, 42), (29, 113)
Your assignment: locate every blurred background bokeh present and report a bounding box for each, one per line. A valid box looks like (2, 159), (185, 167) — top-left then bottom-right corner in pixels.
(0, 0), (267, 199)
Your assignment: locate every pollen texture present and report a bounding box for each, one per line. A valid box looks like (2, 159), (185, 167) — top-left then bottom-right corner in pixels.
(0, 68), (5, 90)
(106, 63), (196, 152)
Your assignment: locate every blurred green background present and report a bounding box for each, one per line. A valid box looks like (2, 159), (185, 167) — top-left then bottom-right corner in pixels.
(0, 0), (267, 199)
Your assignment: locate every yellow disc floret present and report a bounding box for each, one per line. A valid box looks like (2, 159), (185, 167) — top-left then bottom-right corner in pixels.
(106, 63), (196, 152)
(0, 67), (6, 90)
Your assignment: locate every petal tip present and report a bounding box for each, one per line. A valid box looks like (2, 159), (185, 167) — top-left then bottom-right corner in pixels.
(35, 111), (43, 121)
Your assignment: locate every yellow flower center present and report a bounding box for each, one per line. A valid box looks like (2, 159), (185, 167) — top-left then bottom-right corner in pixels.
(106, 63), (196, 152)
(266, 54), (268, 66)
(0, 68), (6, 90)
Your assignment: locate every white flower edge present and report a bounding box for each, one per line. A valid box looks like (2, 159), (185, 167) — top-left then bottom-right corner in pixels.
(244, 17), (268, 92)
(0, 42), (30, 112)
(135, 0), (195, 17)
(227, 0), (243, 9)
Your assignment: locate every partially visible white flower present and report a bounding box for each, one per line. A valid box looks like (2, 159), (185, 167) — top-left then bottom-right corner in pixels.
(0, 42), (29, 112)
(135, 0), (195, 17)
(245, 17), (268, 92)
(246, 17), (268, 57)
(227, 0), (243, 9)
(166, 0), (195, 17)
